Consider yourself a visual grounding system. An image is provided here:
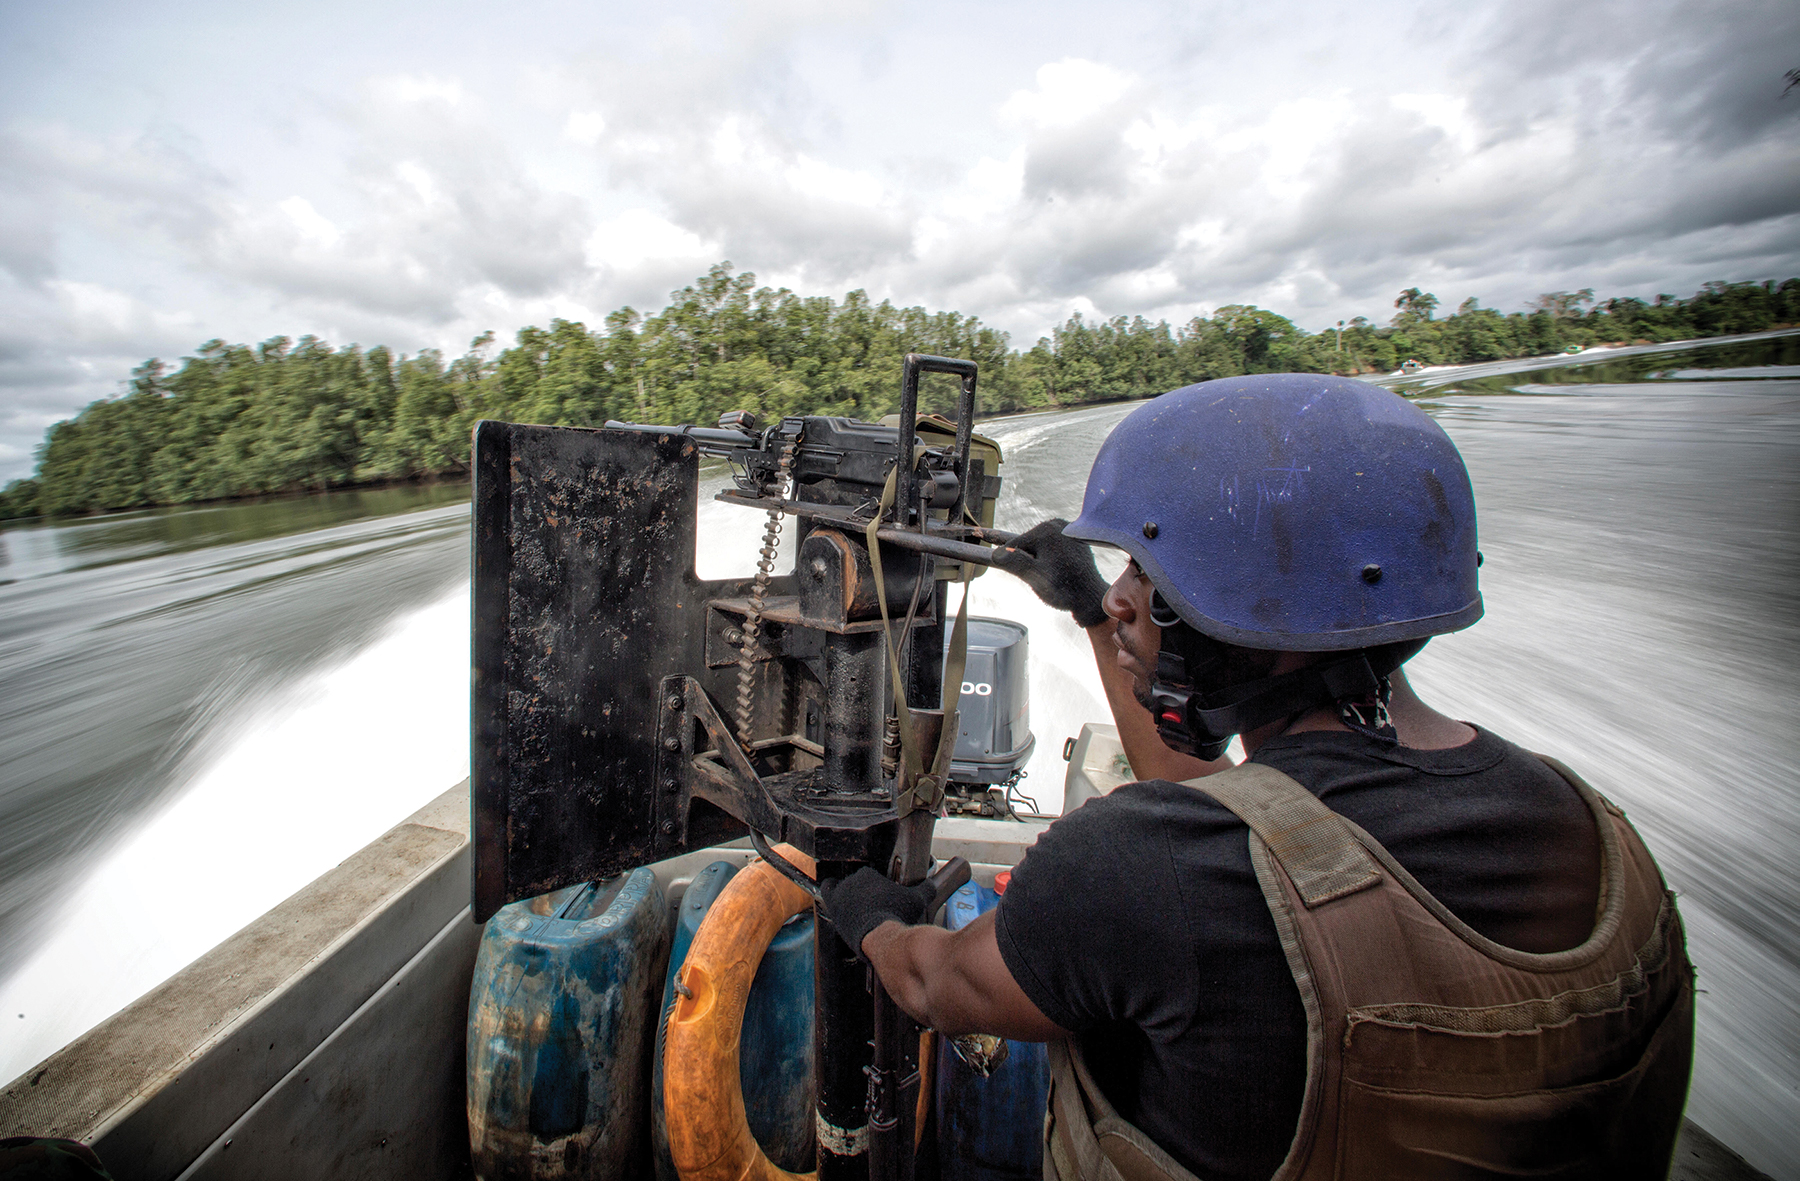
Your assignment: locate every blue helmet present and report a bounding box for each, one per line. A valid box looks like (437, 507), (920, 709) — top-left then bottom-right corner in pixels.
(1065, 374), (1481, 652)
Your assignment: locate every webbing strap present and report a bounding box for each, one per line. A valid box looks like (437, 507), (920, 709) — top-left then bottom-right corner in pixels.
(865, 450), (970, 817)
(1182, 764), (1381, 907)
(1046, 1041), (1123, 1181)
(1046, 1040), (1204, 1181)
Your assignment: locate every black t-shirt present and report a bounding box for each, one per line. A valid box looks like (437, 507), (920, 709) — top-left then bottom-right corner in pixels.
(993, 726), (1602, 1181)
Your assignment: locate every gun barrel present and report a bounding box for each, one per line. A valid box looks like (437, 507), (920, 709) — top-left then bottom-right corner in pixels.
(602, 420), (758, 451)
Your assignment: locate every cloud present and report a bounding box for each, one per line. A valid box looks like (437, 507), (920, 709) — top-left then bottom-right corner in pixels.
(3, 68), (598, 319)
(0, 273), (208, 477)
(205, 166), (592, 322)
(0, 188), (56, 286)
(199, 76), (596, 320)
(0, 76), (606, 477)
(640, 117), (914, 281)
(377, 74), (465, 106)
(0, 122), (229, 280)
(903, 2), (1800, 332)
(2, 0), (1798, 483)
(563, 111), (608, 146)
(564, 24), (920, 289)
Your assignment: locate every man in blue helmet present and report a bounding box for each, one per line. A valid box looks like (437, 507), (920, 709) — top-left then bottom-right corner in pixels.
(823, 375), (1693, 1180)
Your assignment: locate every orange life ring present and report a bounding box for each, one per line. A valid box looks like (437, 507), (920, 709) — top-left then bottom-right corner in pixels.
(664, 845), (819, 1181)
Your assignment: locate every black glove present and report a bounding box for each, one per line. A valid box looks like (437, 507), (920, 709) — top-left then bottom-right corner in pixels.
(820, 867), (936, 960)
(988, 518), (1110, 628)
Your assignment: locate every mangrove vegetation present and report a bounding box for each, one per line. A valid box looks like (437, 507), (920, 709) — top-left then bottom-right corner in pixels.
(4, 266), (1797, 519)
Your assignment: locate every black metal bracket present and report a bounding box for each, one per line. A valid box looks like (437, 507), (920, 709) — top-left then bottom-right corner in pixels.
(751, 830), (824, 904)
(656, 673), (912, 865)
(896, 354), (978, 527)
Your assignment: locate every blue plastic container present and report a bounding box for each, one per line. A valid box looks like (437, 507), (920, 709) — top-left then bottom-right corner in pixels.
(936, 881), (1050, 1181)
(467, 868), (670, 1181)
(651, 859), (817, 1180)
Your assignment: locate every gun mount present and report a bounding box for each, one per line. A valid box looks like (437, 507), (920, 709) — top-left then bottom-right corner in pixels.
(471, 354), (1013, 1181)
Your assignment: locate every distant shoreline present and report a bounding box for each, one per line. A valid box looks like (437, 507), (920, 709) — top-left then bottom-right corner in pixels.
(7, 325), (1796, 529)
(0, 470), (473, 528)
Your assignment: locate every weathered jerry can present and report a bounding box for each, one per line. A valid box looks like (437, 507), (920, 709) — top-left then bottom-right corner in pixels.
(467, 868), (670, 1180)
(936, 880), (1051, 1181)
(652, 859), (816, 1180)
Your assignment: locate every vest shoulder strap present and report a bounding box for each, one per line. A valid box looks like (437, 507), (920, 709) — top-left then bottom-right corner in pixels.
(1181, 762), (1382, 907)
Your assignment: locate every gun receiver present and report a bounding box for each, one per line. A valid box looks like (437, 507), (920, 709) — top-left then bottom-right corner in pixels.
(599, 413), (1013, 565)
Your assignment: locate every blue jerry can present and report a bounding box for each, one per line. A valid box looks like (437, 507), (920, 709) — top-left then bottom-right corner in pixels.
(467, 868), (670, 1180)
(651, 859), (816, 1180)
(936, 881), (1050, 1181)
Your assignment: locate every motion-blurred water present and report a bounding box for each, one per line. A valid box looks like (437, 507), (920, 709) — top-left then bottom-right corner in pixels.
(0, 484), (473, 1079)
(1, 333), (1795, 1175)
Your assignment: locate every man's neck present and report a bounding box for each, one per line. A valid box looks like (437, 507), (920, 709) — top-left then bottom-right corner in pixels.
(1240, 668), (1475, 757)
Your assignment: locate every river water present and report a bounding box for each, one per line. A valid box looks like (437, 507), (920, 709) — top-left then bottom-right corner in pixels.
(1, 333), (1796, 1175)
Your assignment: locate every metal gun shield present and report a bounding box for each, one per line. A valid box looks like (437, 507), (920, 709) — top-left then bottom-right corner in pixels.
(471, 420), (773, 921)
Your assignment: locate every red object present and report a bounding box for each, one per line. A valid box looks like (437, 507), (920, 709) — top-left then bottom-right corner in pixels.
(994, 871), (1012, 895)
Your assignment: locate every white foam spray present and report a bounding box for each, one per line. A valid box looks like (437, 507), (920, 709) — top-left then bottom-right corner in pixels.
(0, 588), (472, 1085)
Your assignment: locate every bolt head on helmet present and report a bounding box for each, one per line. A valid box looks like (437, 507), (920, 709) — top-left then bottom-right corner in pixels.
(1065, 374), (1481, 651)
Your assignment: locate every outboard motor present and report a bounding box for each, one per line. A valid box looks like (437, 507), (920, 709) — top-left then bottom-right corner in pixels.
(941, 617), (1036, 817)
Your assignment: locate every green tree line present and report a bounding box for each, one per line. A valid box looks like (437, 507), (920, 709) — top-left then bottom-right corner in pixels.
(4, 266), (1797, 519)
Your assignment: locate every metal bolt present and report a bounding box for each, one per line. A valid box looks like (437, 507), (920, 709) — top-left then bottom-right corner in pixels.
(723, 627), (743, 643)
(1142, 521), (1159, 539)
(1362, 564), (1383, 584)
(663, 778), (678, 791)
(662, 736), (680, 751)
(667, 694), (683, 711)
(660, 820), (676, 835)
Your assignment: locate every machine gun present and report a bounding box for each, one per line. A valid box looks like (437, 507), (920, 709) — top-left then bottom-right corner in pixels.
(470, 354), (1016, 1181)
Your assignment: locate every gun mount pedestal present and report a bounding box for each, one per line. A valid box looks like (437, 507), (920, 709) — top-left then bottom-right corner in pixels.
(473, 355), (999, 1181)
(658, 528), (951, 1181)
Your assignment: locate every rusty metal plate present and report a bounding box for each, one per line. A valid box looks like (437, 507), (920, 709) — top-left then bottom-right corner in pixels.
(471, 420), (779, 920)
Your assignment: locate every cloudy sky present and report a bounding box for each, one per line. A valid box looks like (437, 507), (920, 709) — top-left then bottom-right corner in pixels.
(1, 0), (1796, 482)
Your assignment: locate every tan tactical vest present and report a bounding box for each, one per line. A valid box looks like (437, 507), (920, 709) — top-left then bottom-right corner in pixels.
(1044, 758), (1695, 1181)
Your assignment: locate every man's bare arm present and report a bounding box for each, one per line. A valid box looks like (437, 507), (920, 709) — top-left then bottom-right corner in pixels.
(860, 909), (1069, 1041)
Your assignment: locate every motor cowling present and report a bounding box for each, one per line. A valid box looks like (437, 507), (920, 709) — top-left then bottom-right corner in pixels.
(943, 617), (1035, 789)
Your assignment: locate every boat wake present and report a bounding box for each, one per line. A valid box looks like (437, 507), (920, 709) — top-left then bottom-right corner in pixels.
(0, 588), (472, 1085)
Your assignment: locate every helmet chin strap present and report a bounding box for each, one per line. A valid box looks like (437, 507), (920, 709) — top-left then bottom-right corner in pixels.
(1147, 617), (1422, 760)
